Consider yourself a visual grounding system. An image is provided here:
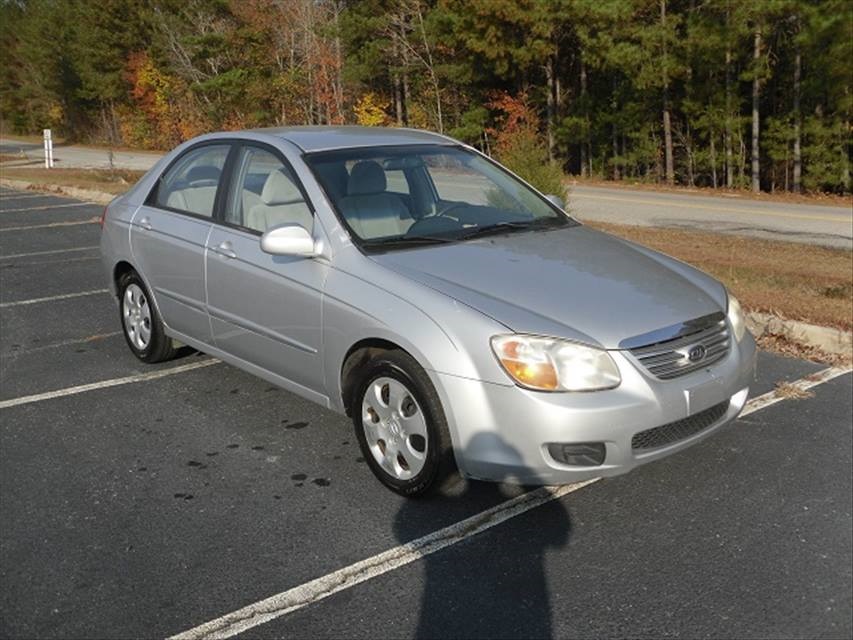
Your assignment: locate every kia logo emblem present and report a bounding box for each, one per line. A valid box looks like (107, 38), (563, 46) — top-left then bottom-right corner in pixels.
(687, 345), (707, 362)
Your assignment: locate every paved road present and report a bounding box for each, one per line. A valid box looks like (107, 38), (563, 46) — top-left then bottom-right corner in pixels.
(569, 184), (853, 250)
(0, 137), (161, 172)
(3, 134), (851, 249)
(1, 188), (851, 639)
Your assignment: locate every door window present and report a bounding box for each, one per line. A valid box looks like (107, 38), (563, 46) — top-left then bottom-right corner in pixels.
(225, 146), (313, 234)
(155, 145), (229, 217)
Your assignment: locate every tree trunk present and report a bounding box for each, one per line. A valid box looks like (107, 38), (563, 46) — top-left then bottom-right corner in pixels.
(792, 40), (802, 192)
(580, 58), (589, 177)
(333, 3), (344, 123)
(401, 43), (410, 127)
(611, 81), (620, 180)
(612, 126), (620, 180)
(661, 0), (675, 185)
(710, 128), (718, 188)
(724, 12), (733, 188)
(751, 27), (762, 193)
(686, 124), (695, 186)
(844, 90), (851, 191)
(738, 132), (745, 185)
(394, 72), (404, 126)
(545, 54), (556, 162)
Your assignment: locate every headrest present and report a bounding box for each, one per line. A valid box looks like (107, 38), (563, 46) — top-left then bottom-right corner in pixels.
(315, 162), (350, 199)
(262, 169), (302, 205)
(347, 161), (386, 195)
(186, 165), (220, 184)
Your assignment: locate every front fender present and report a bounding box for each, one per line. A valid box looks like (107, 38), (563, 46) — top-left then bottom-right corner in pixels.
(321, 264), (513, 414)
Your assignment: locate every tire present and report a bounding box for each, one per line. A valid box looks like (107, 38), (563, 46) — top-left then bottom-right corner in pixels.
(117, 270), (176, 363)
(353, 350), (457, 497)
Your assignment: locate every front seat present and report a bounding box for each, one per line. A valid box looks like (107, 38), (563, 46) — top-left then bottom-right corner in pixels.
(247, 169), (313, 233)
(339, 161), (411, 239)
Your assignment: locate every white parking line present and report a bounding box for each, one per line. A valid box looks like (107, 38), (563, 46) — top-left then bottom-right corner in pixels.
(169, 365), (852, 640)
(170, 480), (600, 640)
(0, 218), (99, 232)
(739, 365), (852, 416)
(0, 202), (93, 213)
(0, 288), (108, 308)
(0, 359), (220, 410)
(0, 245), (99, 259)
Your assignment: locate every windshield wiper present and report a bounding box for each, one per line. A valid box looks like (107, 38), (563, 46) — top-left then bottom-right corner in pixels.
(457, 219), (556, 240)
(361, 234), (456, 249)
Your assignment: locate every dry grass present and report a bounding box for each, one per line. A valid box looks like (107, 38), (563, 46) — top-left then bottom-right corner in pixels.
(0, 167), (146, 195)
(773, 381), (816, 400)
(569, 176), (852, 208)
(589, 222), (853, 332)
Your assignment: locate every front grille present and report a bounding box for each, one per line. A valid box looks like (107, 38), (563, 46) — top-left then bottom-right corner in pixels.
(628, 314), (730, 380)
(631, 400), (729, 451)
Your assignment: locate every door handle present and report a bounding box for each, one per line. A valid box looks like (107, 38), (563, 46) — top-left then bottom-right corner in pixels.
(215, 240), (237, 259)
(138, 216), (152, 231)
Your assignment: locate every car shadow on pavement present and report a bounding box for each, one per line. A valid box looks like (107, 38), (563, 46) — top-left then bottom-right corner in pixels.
(394, 432), (572, 640)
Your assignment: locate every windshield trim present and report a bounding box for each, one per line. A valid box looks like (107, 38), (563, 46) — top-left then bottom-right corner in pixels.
(304, 143), (578, 255)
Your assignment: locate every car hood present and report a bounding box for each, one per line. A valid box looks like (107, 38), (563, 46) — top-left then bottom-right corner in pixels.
(369, 225), (725, 349)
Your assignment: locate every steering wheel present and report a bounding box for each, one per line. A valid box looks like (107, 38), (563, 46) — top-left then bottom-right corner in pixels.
(434, 202), (467, 220)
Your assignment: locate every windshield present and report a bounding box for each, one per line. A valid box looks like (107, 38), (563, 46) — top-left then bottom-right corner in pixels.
(305, 144), (573, 250)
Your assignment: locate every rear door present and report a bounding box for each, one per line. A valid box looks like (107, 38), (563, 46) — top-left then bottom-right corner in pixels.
(131, 142), (231, 342)
(205, 143), (327, 396)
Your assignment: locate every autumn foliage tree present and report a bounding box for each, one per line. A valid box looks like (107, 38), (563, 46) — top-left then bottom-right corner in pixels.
(0, 0), (848, 193)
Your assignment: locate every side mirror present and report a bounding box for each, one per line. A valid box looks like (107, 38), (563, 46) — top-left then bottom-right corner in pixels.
(545, 194), (565, 210)
(260, 224), (316, 257)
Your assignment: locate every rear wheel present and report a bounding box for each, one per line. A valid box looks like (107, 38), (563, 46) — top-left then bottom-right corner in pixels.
(118, 271), (176, 363)
(353, 350), (456, 497)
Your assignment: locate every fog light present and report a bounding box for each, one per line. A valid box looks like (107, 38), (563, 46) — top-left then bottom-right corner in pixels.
(547, 442), (606, 467)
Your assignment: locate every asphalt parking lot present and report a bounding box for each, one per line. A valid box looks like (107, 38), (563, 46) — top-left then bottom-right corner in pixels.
(1, 186), (851, 639)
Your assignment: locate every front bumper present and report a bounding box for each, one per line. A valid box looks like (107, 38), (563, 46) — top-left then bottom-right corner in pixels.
(435, 332), (757, 485)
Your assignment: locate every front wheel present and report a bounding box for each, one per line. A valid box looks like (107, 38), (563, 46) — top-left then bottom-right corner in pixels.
(118, 271), (176, 363)
(353, 350), (457, 497)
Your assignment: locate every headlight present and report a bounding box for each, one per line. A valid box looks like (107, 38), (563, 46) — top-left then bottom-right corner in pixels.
(491, 334), (621, 392)
(727, 294), (747, 342)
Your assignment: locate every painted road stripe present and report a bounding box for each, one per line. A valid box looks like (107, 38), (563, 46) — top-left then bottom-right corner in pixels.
(0, 218), (99, 232)
(169, 480), (601, 640)
(571, 192), (852, 224)
(0, 288), (108, 308)
(0, 202), (93, 213)
(740, 365), (853, 416)
(169, 365), (852, 640)
(0, 245), (99, 259)
(0, 359), (220, 410)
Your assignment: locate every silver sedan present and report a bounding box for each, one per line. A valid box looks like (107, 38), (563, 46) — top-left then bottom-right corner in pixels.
(100, 126), (756, 496)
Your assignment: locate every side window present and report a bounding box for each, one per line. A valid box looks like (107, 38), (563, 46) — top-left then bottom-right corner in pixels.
(226, 146), (313, 234)
(155, 145), (229, 217)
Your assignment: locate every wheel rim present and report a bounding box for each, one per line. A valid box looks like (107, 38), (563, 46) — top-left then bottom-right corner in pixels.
(361, 376), (428, 481)
(122, 283), (152, 351)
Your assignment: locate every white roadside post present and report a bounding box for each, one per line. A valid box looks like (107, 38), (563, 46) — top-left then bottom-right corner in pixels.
(43, 128), (54, 168)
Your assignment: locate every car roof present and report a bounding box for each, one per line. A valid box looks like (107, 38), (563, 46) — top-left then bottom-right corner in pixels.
(250, 126), (455, 153)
